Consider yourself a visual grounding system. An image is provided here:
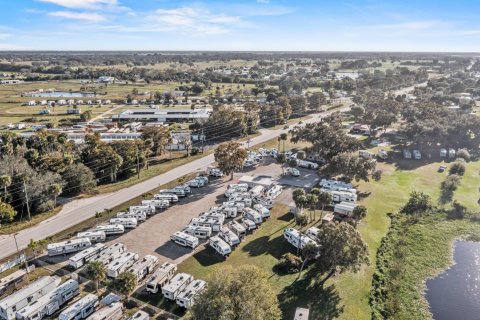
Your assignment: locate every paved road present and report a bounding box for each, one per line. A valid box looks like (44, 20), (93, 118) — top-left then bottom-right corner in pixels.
(0, 108), (347, 260)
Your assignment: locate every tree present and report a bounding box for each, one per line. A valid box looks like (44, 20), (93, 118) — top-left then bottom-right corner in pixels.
(0, 175), (11, 201)
(279, 133), (288, 153)
(449, 161), (466, 176)
(350, 105), (365, 121)
(80, 110), (93, 122)
(214, 142), (248, 180)
(49, 183), (62, 207)
(28, 239), (38, 257)
(276, 153), (286, 175)
(292, 189), (308, 214)
(306, 193), (318, 222)
(448, 200), (467, 219)
(314, 222), (369, 283)
(190, 265), (281, 320)
(112, 271), (137, 299)
(141, 126), (171, 157)
(81, 134), (123, 183)
(0, 201), (16, 224)
(456, 149), (471, 162)
(308, 92), (327, 112)
(298, 242), (318, 279)
(324, 152), (376, 182)
(400, 191), (432, 215)
(61, 163), (97, 196)
(352, 205), (367, 228)
(86, 261), (106, 292)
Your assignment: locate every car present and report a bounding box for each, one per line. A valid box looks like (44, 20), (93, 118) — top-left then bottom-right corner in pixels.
(438, 165), (447, 173)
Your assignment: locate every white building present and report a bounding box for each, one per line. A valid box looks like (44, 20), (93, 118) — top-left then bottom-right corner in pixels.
(114, 108), (212, 123)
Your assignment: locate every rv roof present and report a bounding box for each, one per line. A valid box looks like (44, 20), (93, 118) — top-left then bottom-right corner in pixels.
(0, 276), (60, 309)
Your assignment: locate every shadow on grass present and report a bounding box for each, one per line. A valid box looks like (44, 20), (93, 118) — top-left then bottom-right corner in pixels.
(242, 233), (289, 260)
(278, 212), (294, 222)
(133, 290), (185, 318)
(191, 247), (225, 267)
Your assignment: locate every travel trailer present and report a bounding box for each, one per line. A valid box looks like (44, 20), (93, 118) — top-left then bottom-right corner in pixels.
(413, 149), (422, 160)
(222, 201), (245, 213)
(59, 293), (99, 320)
(91, 243), (125, 266)
(228, 195), (252, 207)
(296, 160), (319, 170)
(251, 196), (274, 209)
(209, 236), (232, 257)
(116, 211), (146, 222)
(243, 208), (263, 224)
(86, 302), (123, 320)
(448, 148), (456, 159)
(76, 231), (106, 243)
(126, 310), (149, 320)
(208, 205), (237, 218)
(162, 273), (193, 301)
(253, 204), (270, 219)
(0, 268), (32, 297)
(145, 262), (177, 294)
(141, 199), (169, 210)
(175, 280), (206, 309)
(319, 179), (353, 189)
(106, 252), (139, 278)
(440, 148), (447, 158)
(183, 225), (212, 239)
(228, 220), (247, 237)
(127, 255), (159, 282)
(283, 228), (318, 250)
(47, 238), (92, 257)
(153, 193), (178, 203)
(305, 227), (320, 241)
(95, 224), (125, 236)
(190, 217), (221, 232)
(323, 189), (357, 203)
(207, 166), (223, 177)
(224, 186), (248, 198)
(403, 149), (412, 159)
(241, 218), (257, 231)
(159, 188), (186, 198)
(266, 185), (283, 199)
(129, 205), (155, 216)
(69, 243), (106, 269)
(198, 212), (225, 225)
(334, 202), (358, 217)
(109, 218), (138, 229)
(219, 226), (240, 247)
(170, 231), (199, 249)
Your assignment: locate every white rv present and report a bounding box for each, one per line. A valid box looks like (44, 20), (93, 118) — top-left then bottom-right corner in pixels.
(91, 243), (125, 266)
(95, 224), (125, 236)
(403, 149), (412, 159)
(76, 231), (106, 243)
(219, 226), (240, 247)
(228, 220), (247, 237)
(190, 217), (221, 232)
(47, 238), (92, 257)
(0, 268), (31, 297)
(16, 280), (80, 320)
(208, 206), (238, 218)
(129, 205), (156, 216)
(283, 228), (318, 250)
(162, 273), (193, 301)
(58, 293), (99, 320)
(251, 196), (274, 209)
(106, 252), (139, 278)
(69, 243), (106, 269)
(141, 199), (169, 210)
(225, 186), (248, 198)
(222, 201), (245, 213)
(243, 208), (262, 224)
(0, 276), (60, 320)
(359, 150), (374, 159)
(145, 262), (177, 294)
(448, 148), (456, 159)
(116, 211), (146, 222)
(323, 189), (357, 203)
(153, 193), (178, 203)
(109, 218), (137, 229)
(175, 279), (206, 309)
(413, 149), (421, 160)
(126, 310), (149, 320)
(183, 225), (212, 239)
(127, 255), (159, 282)
(266, 185), (283, 199)
(241, 218), (257, 231)
(305, 227), (320, 241)
(253, 204), (270, 219)
(159, 188), (186, 198)
(297, 160), (319, 170)
(228, 196), (252, 207)
(319, 179), (353, 189)
(249, 185), (265, 197)
(209, 236), (232, 257)
(334, 202), (357, 217)
(199, 212), (225, 225)
(170, 231), (199, 249)
(86, 302), (123, 320)
(440, 148), (447, 158)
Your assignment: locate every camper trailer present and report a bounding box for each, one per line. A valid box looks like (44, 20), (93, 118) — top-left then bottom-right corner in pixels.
(359, 150), (374, 159)
(127, 255), (159, 282)
(47, 238), (92, 257)
(15, 280), (80, 320)
(225, 186), (248, 198)
(129, 205), (155, 216)
(413, 150), (422, 160)
(228, 220), (247, 237)
(243, 208), (262, 224)
(116, 211), (146, 222)
(59, 293), (99, 320)
(219, 226), (240, 247)
(141, 199), (169, 210)
(324, 189), (357, 203)
(153, 193), (178, 203)
(283, 228), (318, 250)
(126, 310), (149, 320)
(198, 212), (225, 225)
(170, 231), (199, 249)
(266, 185), (283, 199)
(208, 205), (238, 218)
(91, 243), (125, 266)
(190, 218), (221, 232)
(86, 302), (123, 320)
(319, 179), (353, 189)
(109, 218), (138, 229)
(0, 268), (32, 297)
(440, 148), (447, 158)
(252, 196), (274, 209)
(403, 149), (412, 159)
(241, 218), (257, 231)
(222, 201), (245, 213)
(334, 202), (357, 217)
(76, 231), (106, 243)
(448, 148), (456, 159)
(145, 262), (177, 294)
(162, 273), (193, 301)
(106, 252), (139, 278)
(69, 243), (106, 269)
(253, 204), (270, 219)
(207, 167), (223, 177)
(249, 185), (265, 197)
(95, 224), (125, 236)
(297, 160), (319, 170)
(209, 236), (232, 257)
(175, 280), (206, 309)
(305, 227), (320, 241)
(183, 225), (212, 239)
(228, 195), (252, 207)
(159, 188), (186, 198)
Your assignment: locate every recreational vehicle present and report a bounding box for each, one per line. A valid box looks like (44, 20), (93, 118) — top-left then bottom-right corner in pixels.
(170, 231), (199, 249)
(116, 211), (146, 222)
(440, 148), (447, 158)
(86, 302), (123, 320)
(243, 208), (262, 224)
(249, 185), (265, 197)
(305, 227), (320, 241)
(153, 193), (178, 203)
(91, 243), (125, 266)
(106, 252), (139, 278)
(16, 280), (79, 320)
(241, 218), (257, 231)
(377, 149), (388, 160)
(175, 280), (206, 309)
(324, 189), (357, 203)
(129, 205), (156, 216)
(297, 160), (319, 170)
(58, 293), (99, 320)
(228, 195), (252, 207)
(208, 206), (237, 218)
(253, 204), (270, 219)
(252, 196), (274, 209)
(207, 167), (223, 177)
(159, 188), (186, 198)
(319, 179), (353, 189)
(145, 262), (177, 294)
(209, 236), (232, 257)
(162, 273), (193, 301)
(126, 310), (149, 320)
(69, 243), (106, 269)
(359, 150), (374, 159)
(95, 224), (125, 236)
(190, 217), (221, 232)
(199, 212), (225, 225)
(127, 255), (159, 282)
(141, 199), (169, 210)
(47, 238), (92, 257)
(224, 186), (248, 198)
(183, 225), (212, 239)
(283, 228), (318, 250)
(219, 226), (240, 247)
(222, 201), (245, 212)
(109, 218), (138, 229)
(228, 220), (247, 237)
(266, 185), (283, 199)
(403, 149), (412, 159)
(334, 202), (358, 217)
(76, 231), (106, 243)
(0, 268), (32, 297)
(448, 148), (456, 159)
(413, 149), (421, 160)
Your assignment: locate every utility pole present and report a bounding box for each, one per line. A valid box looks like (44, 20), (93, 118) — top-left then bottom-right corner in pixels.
(23, 180), (31, 222)
(201, 126), (205, 153)
(136, 148), (140, 179)
(13, 233), (29, 283)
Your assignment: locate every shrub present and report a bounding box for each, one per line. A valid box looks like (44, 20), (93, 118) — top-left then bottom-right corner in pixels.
(372, 170), (383, 181)
(456, 149), (471, 162)
(449, 161), (466, 176)
(441, 174), (461, 192)
(275, 253), (302, 274)
(448, 201), (467, 219)
(190, 147), (199, 156)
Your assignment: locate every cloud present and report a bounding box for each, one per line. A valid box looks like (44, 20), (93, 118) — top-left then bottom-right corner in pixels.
(37, 0), (117, 9)
(0, 33), (12, 40)
(49, 11), (106, 21)
(257, 0), (270, 3)
(372, 20), (443, 31)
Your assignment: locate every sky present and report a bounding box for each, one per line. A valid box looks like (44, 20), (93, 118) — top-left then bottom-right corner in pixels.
(0, 0), (479, 51)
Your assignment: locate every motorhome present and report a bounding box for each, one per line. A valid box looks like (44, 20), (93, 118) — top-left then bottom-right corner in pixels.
(116, 211), (146, 222)
(208, 205), (237, 218)
(297, 160), (319, 170)
(224, 186), (248, 198)
(175, 280), (206, 309)
(15, 280), (80, 320)
(86, 302), (123, 320)
(127, 255), (159, 282)
(76, 231), (106, 243)
(141, 199), (169, 210)
(209, 236), (232, 257)
(91, 243), (125, 266)
(334, 202), (358, 217)
(183, 225), (212, 239)
(440, 148), (447, 158)
(222, 201), (245, 213)
(106, 252), (139, 278)
(252, 196), (274, 209)
(95, 224), (125, 236)
(228, 195), (252, 207)
(305, 227), (320, 241)
(126, 310), (149, 320)
(47, 238), (92, 257)
(359, 150), (374, 159)
(170, 231), (199, 249)
(241, 218), (257, 231)
(227, 220), (247, 237)
(283, 228), (318, 250)
(227, 183), (249, 190)
(0, 268), (32, 297)
(207, 166), (223, 177)
(109, 218), (137, 229)
(249, 185), (265, 197)
(153, 193), (178, 203)
(266, 185), (283, 199)
(199, 212), (225, 225)
(159, 188), (186, 198)
(403, 149), (412, 159)
(319, 179), (353, 190)
(129, 205), (156, 216)
(413, 149), (422, 160)
(448, 148), (456, 159)
(187, 178), (205, 188)
(190, 217), (221, 232)
(145, 262), (177, 294)
(219, 227), (240, 247)
(243, 208), (262, 224)
(324, 189), (357, 203)
(69, 243), (106, 269)
(162, 273), (193, 301)
(195, 176), (209, 185)
(253, 204), (270, 219)
(59, 293), (99, 320)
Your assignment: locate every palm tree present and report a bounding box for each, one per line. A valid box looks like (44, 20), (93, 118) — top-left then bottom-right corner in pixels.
(352, 205), (367, 228)
(279, 133), (288, 153)
(298, 242), (318, 280)
(114, 272), (137, 299)
(86, 261), (106, 292)
(0, 175), (11, 201)
(50, 184), (62, 207)
(317, 191), (333, 221)
(28, 239), (38, 257)
(306, 193), (318, 222)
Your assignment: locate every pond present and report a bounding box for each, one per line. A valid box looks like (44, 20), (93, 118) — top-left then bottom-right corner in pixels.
(426, 240), (480, 320)
(29, 91), (97, 98)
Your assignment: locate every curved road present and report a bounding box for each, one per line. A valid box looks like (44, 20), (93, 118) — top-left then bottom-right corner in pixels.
(0, 107), (348, 260)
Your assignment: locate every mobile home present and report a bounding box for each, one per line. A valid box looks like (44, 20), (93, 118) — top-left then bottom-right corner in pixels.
(69, 243), (106, 269)
(58, 293), (99, 320)
(183, 225), (212, 239)
(127, 255), (159, 282)
(109, 218), (137, 229)
(76, 231), (106, 243)
(116, 211), (146, 222)
(170, 232), (199, 249)
(145, 262), (177, 294)
(209, 236), (232, 257)
(85, 302), (123, 320)
(162, 273), (193, 301)
(106, 252), (139, 278)
(334, 202), (357, 217)
(219, 226), (240, 247)
(175, 279), (206, 309)
(95, 224), (125, 236)
(47, 238), (92, 257)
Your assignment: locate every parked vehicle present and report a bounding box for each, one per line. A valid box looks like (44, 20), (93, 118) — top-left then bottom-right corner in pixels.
(283, 228), (318, 250)
(183, 225), (212, 239)
(252, 196), (274, 209)
(141, 199), (169, 209)
(241, 218), (257, 231)
(199, 212), (225, 225)
(47, 238), (92, 257)
(175, 280), (206, 309)
(145, 262), (177, 294)
(403, 149), (412, 159)
(413, 149), (422, 160)
(129, 205), (156, 216)
(440, 148), (447, 158)
(85, 302), (123, 320)
(359, 150), (374, 159)
(305, 227), (320, 241)
(207, 166), (223, 177)
(162, 273), (193, 301)
(170, 231), (199, 249)
(286, 167), (300, 177)
(126, 310), (149, 320)
(209, 205), (238, 218)
(195, 176), (209, 185)
(76, 231), (106, 243)
(297, 160), (319, 169)
(190, 217), (221, 232)
(159, 187), (186, 198)
(219, 226), (240, 247)
(227, 183), (249, 190)
(209, 236), (232, 257)
(91, 243), (125, 266)
(228, 196), (252, 207)
(0, 268), (32, 298)
(323, 189), (357, 203)
(243, 208), (262, 224)
(225, 186), (248, 198)
(377, 149), (388, 160)
(228, 220), (247, 237)
(266, 185), (283, 199)
(116, 211), (146, 222)
(95, 224), (125, 236)
(188, 178), (204, 188)
(253, 204), (270, 219)
(333, 202), (358, 217)
(69, 243), (106, 269)
(153, 193), (178, 203)
(109, 218), (137, 229)
(106, 252), (139, 278)
(448, 148), (456, 159)
(127, 255), (159, 282)
(59, 293), (99, 320)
